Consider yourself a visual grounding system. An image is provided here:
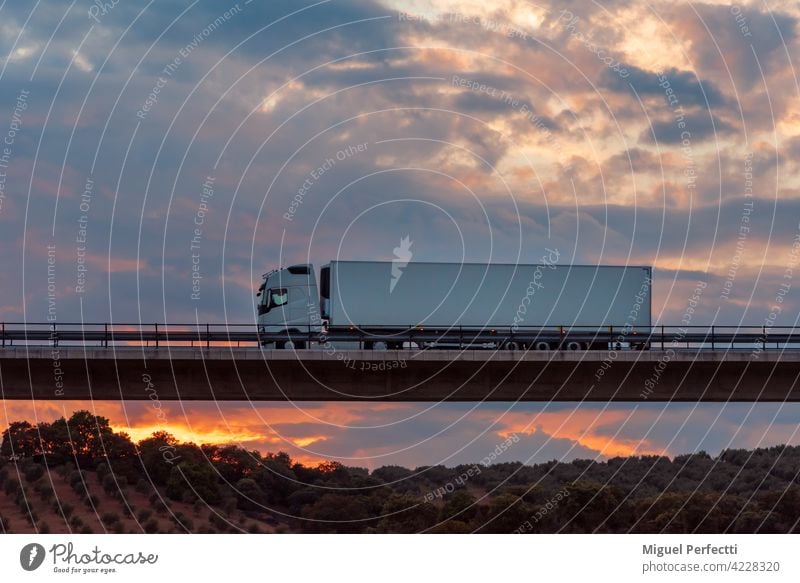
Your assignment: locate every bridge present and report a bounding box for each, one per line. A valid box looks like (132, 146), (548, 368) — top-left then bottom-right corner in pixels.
(1, 323), (798, 402)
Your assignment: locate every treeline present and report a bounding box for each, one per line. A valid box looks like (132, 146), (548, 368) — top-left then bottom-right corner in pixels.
(2, 411), (800, 533)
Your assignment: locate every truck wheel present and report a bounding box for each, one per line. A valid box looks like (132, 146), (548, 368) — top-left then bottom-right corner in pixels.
(534, 341), (550, 351)
(504, 341), (520, 350)
(565, 341), (582, 350)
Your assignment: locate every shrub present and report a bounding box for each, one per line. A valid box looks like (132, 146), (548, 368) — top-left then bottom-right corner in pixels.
(193, 499), (204, 516)
(24, 464), (44, 482)
(209, 513), (229, 532)
(247, 522), (262, 534)
(96, 462), (109, 479)
(70, 516), (83, 529)
(143, 519), (159, 534)
(38, 483), (54, 501)
(85, 494), (100, 509)
(135, 479), (150, 494)
(80, 525), (93, 534)
(38, 521), (51, 534)
(101, 512), (120, 526)
(0, 514), (9, 531)
(102, 473), (117, 495)
(56, 501), (74, 520)
(222, 498), (237, 516)
(136, 509), (153, 522)
(4, 478), (20, 495)
(68, 470), (84, 486)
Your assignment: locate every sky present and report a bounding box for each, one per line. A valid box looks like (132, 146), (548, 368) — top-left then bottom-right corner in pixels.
(1, 0), (799, 468)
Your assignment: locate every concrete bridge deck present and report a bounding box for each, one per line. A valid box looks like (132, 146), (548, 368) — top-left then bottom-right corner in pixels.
(1, 347), (798, 401)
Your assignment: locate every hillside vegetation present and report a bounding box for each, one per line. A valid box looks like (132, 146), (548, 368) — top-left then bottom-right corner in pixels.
(2, 411), (799, 533)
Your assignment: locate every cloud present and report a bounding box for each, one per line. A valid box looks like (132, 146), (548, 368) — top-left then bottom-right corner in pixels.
(641, 112), (735, 144)
(604, 65), (729, 109)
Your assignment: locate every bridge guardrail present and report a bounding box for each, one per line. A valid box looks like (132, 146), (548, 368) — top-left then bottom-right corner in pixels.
(0, 322), (797, 351)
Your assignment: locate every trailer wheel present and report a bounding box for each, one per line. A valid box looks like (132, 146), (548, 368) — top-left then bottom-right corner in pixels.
(534, 341), (550, 351)
(565, 341), (582, 350)
(504, 341), (520, 351)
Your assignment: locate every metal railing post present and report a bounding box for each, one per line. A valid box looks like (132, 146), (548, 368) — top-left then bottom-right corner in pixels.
(155, 323), (159, 348)
(206, 323), (210, 349)
(711, 326), (715, 350)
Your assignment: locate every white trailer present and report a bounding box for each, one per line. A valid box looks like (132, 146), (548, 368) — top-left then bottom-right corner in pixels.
(258, 260), (652, 349)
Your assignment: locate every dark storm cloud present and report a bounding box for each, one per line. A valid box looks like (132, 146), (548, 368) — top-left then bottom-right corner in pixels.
(665, 2), (797, 89)
(604, 65), (729, 109)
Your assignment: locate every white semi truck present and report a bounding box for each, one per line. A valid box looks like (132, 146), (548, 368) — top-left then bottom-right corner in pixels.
(256, 260), (652, 350)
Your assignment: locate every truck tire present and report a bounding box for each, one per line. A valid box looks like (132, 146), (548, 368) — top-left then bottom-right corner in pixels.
(566, 341), (582, 350)
(534, 341), (550, 351)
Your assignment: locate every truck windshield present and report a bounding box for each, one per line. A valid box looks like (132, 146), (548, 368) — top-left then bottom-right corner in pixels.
(269, 288), (288, 309)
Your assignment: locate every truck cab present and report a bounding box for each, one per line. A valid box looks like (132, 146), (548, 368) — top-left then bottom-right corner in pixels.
(257, 264), (321, 348)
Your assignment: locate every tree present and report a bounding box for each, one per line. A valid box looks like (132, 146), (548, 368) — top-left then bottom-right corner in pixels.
(377, 494), (439, 533)
(234, 478), (266, 511)
(301, 493), (373, 533)
(441, 490), (478, 523)
(165, 462), (221, 504)
(202, 444), (260, 483)
(1, 421), (35, 458)
(477, 493), (534, 534)
(65, 411), (115, 465)
(136, 432), (180, 485)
